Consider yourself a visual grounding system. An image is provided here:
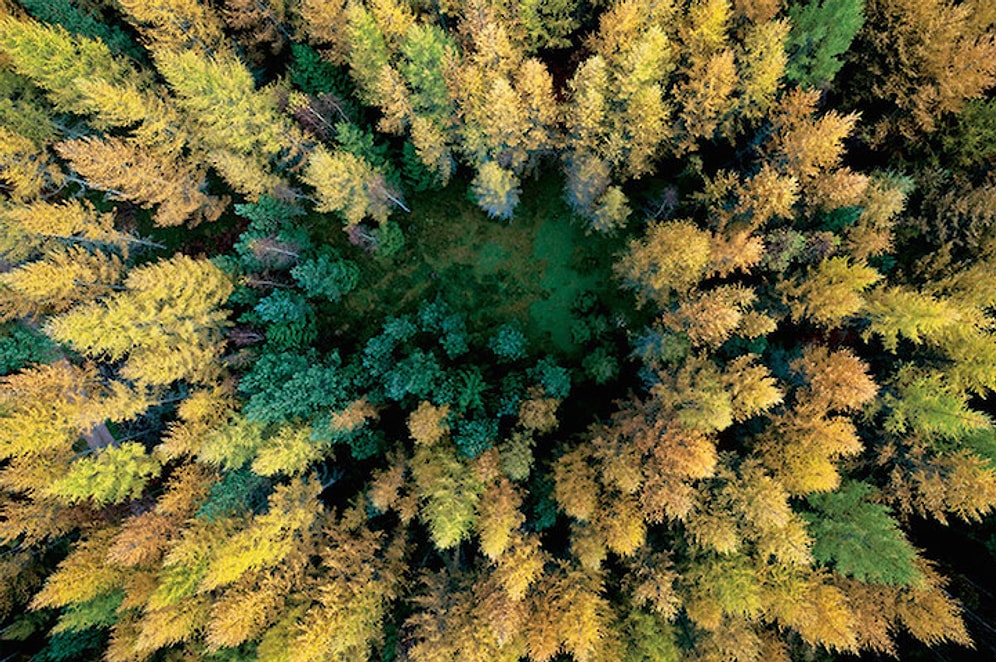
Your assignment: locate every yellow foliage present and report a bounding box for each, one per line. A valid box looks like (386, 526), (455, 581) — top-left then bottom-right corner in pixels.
(477, 477), (525, 560)
(199, 478), (321, 591)
(304, 145), (395, 226)
(117, 0), (228, 56)
(725, 354), (783, 421)
(205, 572), (289, 650)
(494, 533), (546, 600)
(0, 361), (132, 461)
(686, 507), (741, 554)
(904, 450), (996, 523)
(894, 560), (972, 647)
(734, 163), (798, 227)
(601, 492), (647, 556)
(683, 554), (763, 631)
(790, 579), (858, 652)
(553, 446), (601, 521)
(664, 284), (756, 348)
(297, 0), (349, 62)
(782, 256), (882, 327)
(134, 596), (211, 656)
(0, 247), (123, 317)
(252, 425), (323, 476)
(675, 49), (738, 147)
(108, 511), (181, 567)
(56, 137), (221, 227)
(757, 407), (864, 495)
(571, 520), (608, 570)
(31, 528), (124, 609)
(45, 255), (233, 386)
(683, 0), (732, 56)
(159, 385), (237, 459)
(408, 401), (450, 446)
(0, 126), (61, 201)
(769, 88), (859, 180)
(0, 16), (136, 113)
(368, 451), (407, 514)
(810, 167), (870, 210)
(518, 393), (560, 432)
(535, 564), (615, 662)
(411, 443), (483, 549)
(794, 346), (878, 412)
(615, 219), (713, 306)
(862, 285), (964, 351)
(738, 19), (788, 119)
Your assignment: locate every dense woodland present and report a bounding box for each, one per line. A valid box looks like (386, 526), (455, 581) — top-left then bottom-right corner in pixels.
(0, 0), (996, 660)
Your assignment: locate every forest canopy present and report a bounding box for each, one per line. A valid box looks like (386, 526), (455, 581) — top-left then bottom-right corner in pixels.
(0, 0), (996, 661)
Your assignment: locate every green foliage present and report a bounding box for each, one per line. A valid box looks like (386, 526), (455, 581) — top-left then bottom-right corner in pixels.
(53, 590), (124, 633)
(373, 220), (405, 257)
(0, 322), (59, 375)
(0, 69), (56, 145)
(531, 357), (571, 399)
(252, 290), (317, 350)
(399, 23), (454, 117)
(884, 369), (991, 441)
(620, 610), (681, 662)
(46, 443), (162, 505)
(196, 468), (271, 521)
(583, 346), (620, 384)
(18, 0), (139, 58)
(806, 482), (922, 585)
(520, 0), (580, 51)
(289, 43), (355, 103)
(943, 99), (996, 167)
(336, 122), (394, 175)
(489, 323), (529, 361)
(453, 417), (499, 459)
(382, 349), (443, 402)
(291, 247), (359, 301)
(786, 0), (866, 88)
(401, 140), (443, 192)
(3, 3), (996, 660)
(34, 628), (106, 662)
(240, 350), (354, 424)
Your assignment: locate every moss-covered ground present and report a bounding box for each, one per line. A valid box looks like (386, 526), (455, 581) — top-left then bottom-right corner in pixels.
(343, 173), (631, 355)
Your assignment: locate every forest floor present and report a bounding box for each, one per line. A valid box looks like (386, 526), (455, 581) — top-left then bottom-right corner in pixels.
(343, 173), (629, 355)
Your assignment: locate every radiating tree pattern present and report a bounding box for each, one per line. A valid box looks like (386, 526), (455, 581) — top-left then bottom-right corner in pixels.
(0, 0), (995, 661)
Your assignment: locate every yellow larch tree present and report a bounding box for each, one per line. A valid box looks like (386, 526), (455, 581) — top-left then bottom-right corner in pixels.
(116, 0), (230, 56)
(0, 15), (137, 114)
(303, 145), (400, 227)
(45, 254), (234, 386)
(55, 136), (224, 227)
(0, 246), (124, 319)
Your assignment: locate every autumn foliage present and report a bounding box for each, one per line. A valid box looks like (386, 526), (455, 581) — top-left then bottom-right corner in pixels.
(0, 0), (995, 661)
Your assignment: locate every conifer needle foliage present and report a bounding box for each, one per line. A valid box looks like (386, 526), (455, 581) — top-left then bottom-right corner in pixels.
(0, 1), (995, 660)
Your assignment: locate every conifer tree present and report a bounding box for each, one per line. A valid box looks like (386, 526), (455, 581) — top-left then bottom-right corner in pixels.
(45, 255), (234, 386)
(44, 442), (162, 506)
(55, 137), (224, 227)
(156, 49), (302, 164)
(303, 145), (399, 226)
(0, 126), (61, 201)
(614, 219), (713, 307)
(786, 0), (866, 88)
(0, 15), (136, 114)
(471, 161), (522, 220)
(0, 246), (124, 319)
(116, 0), (229, 56)
(854, 0), (996, 140)
(2, 198), (150, 256)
